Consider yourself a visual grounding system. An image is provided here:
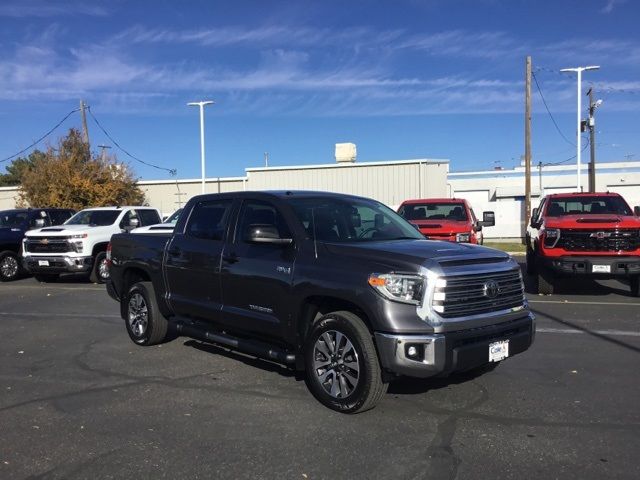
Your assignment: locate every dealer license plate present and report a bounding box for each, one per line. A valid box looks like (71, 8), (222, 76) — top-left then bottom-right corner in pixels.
(38, 260), (49, 266)
(592, 265), (611, 273)
(489, 340), (509, 362)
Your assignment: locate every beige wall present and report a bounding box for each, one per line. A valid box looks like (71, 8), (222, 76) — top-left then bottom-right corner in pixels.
(0, 187), (19, 210)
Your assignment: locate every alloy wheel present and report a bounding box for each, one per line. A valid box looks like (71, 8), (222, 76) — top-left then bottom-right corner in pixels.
(1, 256), (19, 279)
(128, 293), (148, 337)
(313, 330), (360, 398)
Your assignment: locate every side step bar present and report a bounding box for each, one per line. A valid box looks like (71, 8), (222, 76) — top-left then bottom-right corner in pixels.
(174, 320), (297, 364)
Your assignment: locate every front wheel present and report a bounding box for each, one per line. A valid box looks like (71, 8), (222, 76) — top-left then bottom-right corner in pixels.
(630, 276), (640, 297)
(0, 251), (21, 282)
(304, 310), (387, 414)
(89, 252), (109, 284)
(124, 281), (168, 346)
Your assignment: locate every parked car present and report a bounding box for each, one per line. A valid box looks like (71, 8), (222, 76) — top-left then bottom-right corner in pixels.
(0, 208), (75, 281)
(526, 192), (640, 295)
(131, 208), (183, 235)
(397, 198), (494, 244)
(106, 191), (534, 413)
(22, 206), (161, 283)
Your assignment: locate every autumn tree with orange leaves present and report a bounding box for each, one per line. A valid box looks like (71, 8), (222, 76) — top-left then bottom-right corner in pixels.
(18, 129), (145, 210)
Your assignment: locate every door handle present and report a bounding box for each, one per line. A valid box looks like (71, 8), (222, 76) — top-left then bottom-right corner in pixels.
(222, 253), (238, 264)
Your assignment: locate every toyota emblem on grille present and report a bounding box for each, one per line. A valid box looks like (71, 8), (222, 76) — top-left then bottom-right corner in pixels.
(483, 280), (499, 298)
(39, 238), (49, 244)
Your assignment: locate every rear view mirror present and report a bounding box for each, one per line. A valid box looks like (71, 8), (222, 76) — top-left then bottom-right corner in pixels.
(480, 211), (495, 227)
(635, 206), (640, 217)
(246, 224), (293, 245)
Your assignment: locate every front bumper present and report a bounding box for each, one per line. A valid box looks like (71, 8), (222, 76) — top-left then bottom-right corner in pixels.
(23, 255), (93, 274)
(541, 255), (640, 277)
(374, 313), (535, 378)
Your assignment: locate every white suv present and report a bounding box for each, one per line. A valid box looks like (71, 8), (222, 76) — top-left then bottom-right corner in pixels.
(22, 206), (161, 283)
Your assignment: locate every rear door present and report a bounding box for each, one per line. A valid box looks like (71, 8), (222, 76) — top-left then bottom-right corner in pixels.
(219, 199), (295, 338)
(164, 199), (234, 323)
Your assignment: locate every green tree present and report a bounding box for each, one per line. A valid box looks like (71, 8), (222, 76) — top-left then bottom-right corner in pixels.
(18, 128), (146, 210)
(0, 150), (45, 186)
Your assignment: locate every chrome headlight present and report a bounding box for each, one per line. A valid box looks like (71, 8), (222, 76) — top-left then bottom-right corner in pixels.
(455, 232), (471, 243)
(368, 273), (425, 305)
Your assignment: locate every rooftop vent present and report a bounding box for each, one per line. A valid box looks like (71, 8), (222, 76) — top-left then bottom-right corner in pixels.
(335, 143), (357, 163)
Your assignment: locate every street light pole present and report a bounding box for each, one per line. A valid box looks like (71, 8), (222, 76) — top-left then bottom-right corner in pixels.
(560, 66), (599, 192)
(187, 100), (215, 194)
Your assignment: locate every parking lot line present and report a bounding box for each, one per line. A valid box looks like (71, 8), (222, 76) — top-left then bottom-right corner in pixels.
(0, 312), (120, 318)
(529, 299), (640, 307)
(537, 327), (640, 337)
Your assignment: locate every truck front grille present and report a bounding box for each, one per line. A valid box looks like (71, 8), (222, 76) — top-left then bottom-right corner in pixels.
(558, 229), (640, 252)
(24, 238), (72, 254)
(433, 269), (525, 318)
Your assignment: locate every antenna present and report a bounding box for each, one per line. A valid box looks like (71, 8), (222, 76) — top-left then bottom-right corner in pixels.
(311, 207), (318, 259)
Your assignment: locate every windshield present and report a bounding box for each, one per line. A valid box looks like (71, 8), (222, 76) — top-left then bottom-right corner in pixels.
(399, 202), (468, 221)
(0, 210), (28, 228)
(288, 197), (424, 242)
(546, 196), (632, 216)
(66, 210), (120, 226)
(165, 208), (183, 224)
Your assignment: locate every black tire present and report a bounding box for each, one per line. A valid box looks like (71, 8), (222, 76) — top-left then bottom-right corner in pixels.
(124, 281), (168, 346)
(34, 274), (59, 283)
(525, 245), (537, 275)
(537, 268), (555, 295)
(630, 276), (640, 297)
(89, 252), (109, 284)
(304, 310), (387, 414)
(0, 250), (21, 282)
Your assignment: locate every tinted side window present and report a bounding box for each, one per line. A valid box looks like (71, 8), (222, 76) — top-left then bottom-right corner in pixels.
(186, 200), (233, 241)
(137, 209), (161, 226)
(237, 200), (290, 243)
(48, 210), (73, 225)
(119, 210), (139, 229)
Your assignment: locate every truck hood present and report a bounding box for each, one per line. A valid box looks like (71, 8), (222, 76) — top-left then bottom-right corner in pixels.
(545, 215), (640, 229)
(324, 239), (509, 273)
(25, 224), (115, 237)
(409, 219), (471, 235)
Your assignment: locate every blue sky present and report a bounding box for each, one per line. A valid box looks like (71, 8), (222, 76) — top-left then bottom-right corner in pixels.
(1, 0), (639, 180)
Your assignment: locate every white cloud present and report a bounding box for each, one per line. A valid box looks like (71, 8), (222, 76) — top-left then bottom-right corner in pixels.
(601, 0), (627, 14)
(0, 1), (109, 17)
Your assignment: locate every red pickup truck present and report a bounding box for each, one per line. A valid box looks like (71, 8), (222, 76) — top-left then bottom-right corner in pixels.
(397, 198), (494, 244)
(526, 192), (640, 296)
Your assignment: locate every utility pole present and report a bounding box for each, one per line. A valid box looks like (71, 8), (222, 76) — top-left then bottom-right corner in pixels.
(586, 88), (602, 193)
(538, 162), (543, 192)
(524, 56), (532, 230)
(264, 152), (269, 167)
(80, 100), (90, 148)
(98, 144), (111, 161)
(187, 100), (215, 194)
(560, 65), (600, 192)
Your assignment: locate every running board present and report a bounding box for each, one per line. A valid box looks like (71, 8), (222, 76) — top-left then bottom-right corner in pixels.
(174, 321), (297, 364)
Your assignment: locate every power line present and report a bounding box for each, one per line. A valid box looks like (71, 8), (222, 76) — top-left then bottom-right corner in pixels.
(0, 108), (81, 164)
(86, 106), (177, 176)
(543, 136), (590, 166)
(532, 71), (575, 147)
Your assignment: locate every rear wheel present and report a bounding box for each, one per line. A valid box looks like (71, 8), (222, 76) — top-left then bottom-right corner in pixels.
(124, 281), (168, 346)
(304, 310), (387, 414)
(630, 276), (640, 297)
(0, 251), (20, 282)
(89, 252), (109, 284)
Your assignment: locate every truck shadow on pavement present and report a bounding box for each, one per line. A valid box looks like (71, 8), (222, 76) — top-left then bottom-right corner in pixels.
(387, 366), (497, 395)
(515, 260), (634, 297)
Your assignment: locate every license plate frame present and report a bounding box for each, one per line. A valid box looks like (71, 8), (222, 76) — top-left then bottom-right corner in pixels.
(592, 264), (611, 273)
(489, 339), (509, 362)
(38, 260), (50, 267)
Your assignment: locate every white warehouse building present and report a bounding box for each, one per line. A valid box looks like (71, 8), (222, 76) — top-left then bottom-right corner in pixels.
(1, 150), (639, 240)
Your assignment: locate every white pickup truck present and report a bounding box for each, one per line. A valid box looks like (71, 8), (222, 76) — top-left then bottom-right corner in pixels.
(22, 206), (161, 283)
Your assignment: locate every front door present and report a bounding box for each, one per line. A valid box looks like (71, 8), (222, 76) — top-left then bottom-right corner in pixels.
(220, 199), (295, 338)
(165, 198), (234, 323)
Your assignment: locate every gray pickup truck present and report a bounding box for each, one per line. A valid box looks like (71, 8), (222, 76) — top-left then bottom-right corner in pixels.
(106, 191), (535, 413)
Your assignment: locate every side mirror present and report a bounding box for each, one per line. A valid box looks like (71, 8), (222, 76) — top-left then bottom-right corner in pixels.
(129, 217), (140, 228)
(530, 207), (539, 228)
(479, 211), (495, 227)
(246, 224), (293, 245)
(635, 206), (640, 217)
(34, 218), (46, 228)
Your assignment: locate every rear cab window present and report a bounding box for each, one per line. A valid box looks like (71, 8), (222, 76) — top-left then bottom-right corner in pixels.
(185, 200), (234, 241)
(137, 209), (161, 226)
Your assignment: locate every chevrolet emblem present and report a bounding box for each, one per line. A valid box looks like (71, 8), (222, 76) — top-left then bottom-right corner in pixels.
(39, 238), (49, 245)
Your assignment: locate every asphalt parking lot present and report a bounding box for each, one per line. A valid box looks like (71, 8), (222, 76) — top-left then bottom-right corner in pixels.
(1, 256), (639, 480)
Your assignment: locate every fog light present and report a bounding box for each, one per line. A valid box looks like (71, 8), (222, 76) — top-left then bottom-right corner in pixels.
(404, 343), (424, 361)
(407, 346), (418, 357)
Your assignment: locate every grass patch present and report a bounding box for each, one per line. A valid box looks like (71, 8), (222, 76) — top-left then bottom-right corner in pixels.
(483, 242), (526, 253)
